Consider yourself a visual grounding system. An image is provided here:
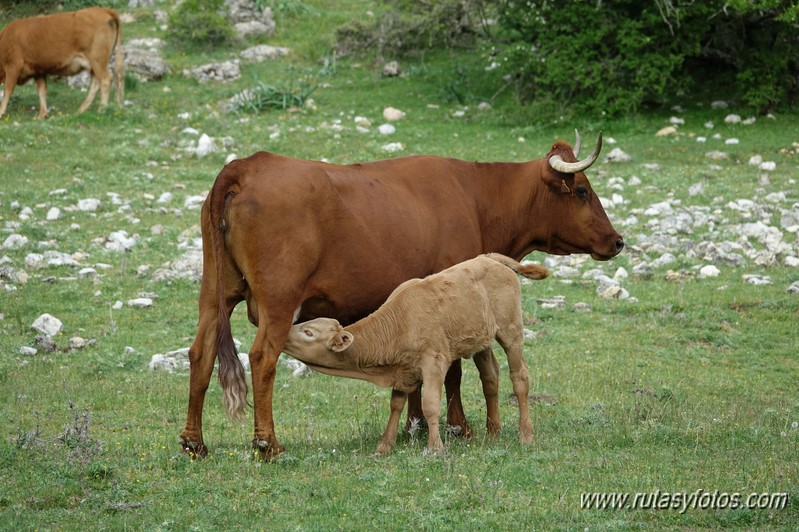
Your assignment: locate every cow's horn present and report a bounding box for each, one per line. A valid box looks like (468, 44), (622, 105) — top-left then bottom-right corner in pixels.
(573, 129), (582, 158)
(549, 131), (602, 174)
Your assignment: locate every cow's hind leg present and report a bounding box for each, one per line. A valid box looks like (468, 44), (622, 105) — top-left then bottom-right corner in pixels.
(34, 77), (48, 119)
(248, 298), (300, 460)
(473, 347), (501, 436)
(77, 75), (101, 114)
(496, 328), (534, 444)
(375, 389), (407, 456)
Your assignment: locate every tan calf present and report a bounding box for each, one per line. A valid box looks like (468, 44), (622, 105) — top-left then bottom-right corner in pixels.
(282, 254), (548, 455)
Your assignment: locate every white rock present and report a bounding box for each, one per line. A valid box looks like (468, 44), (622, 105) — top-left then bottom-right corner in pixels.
(688, 182), (704, 196)
(704, 121), (715, 129)
(785, 256), (799, 267)
(112, 300), (124, 310)
(182, 127), (199, 136)
(742, 274), (771, 286)
(724, 114), (741, 124)
(78, 267), (98, 279)
(194, 134), (217, 158)
(2, 234), (28, 249)
(652, 253), (677, 268)
(613, 267), (628, 280)
(748, 155), (763, 166)
(787, 281), (799, 294)
(378, 123), (396, 135)
(669, 116), (684, 125)
(725, 138), (739, 145)
(20, 346), (38, 356)
(656, 126), (677, 137)
(759, 161), (776, 171)
(698, 265), (721, 279)
(573, 302), (592, 313)
(128, 297), (153, 308)
(46, 207), (61, 221)
(604, 148), (631, 163)
(225, 153), (237, 164)
(644, 201), (673, 216)
(105, 230), (138, 252)
(32, 313), (63, 336)
(69, 336), (87, 349)
(711, 101), (728, 109)
(382, 107), (405, 121)
(156, 192), (173, 204)
(77, 198), (101, 211)
(382, 142), (405, 153)
(706, 151), (728, 160)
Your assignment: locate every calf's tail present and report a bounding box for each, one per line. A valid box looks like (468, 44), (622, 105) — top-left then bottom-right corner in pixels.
(484, 253), (549, 280)
(209, 167), (248, 419)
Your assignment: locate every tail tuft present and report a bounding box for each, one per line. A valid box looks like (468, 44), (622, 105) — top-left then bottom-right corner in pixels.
(483, 253), (549, 280)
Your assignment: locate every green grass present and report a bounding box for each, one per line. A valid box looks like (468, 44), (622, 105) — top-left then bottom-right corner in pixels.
(1, 1), (798, 529)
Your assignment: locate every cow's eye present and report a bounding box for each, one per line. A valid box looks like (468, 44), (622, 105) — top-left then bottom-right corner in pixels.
(303, 329), (314, 337)
(575, 186), (589, 199)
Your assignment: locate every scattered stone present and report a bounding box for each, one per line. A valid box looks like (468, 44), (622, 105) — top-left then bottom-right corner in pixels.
(604, 147), (631, 163)
(32, 313), (62, 336)
(68, 336), (88, 349)
(20, 346), (37, 356)
(724, 114), (742, 124)
(240, 45), (289, 63)
(46, 207), (61, 221)
(123, 38), (169, 81)
(34, 335), (57, 352)
(538, 296), (566, 309)
(127, 297), (153, 308)
(573, 302), (592, 313)
(3, 234), (29, 249)
(698, 265), (721, 279)
(184, 60), (241, 83)
(382, 61), (401, 77)
(77, 198), (101, 211)
(656, 126), (677, 137)
(742, 274), (772, 286)
(705, 151), (728, 160)
(382, 142), (405, 153)
(383, 107), (405, 121)
(378, 123), (396, 135)
(787, 281), (799, 294)
(78, 267), (98, 279)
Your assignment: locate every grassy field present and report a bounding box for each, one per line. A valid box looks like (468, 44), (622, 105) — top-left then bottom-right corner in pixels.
(1, 1), (798, 529)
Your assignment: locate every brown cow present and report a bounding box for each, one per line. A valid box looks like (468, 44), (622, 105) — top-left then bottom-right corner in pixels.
(281, 254), (549, 455)
(180, 131), (623, 459)
(0, 7), (124, 119)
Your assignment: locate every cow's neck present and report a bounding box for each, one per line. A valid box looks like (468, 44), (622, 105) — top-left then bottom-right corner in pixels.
(471, 159), (550, 261)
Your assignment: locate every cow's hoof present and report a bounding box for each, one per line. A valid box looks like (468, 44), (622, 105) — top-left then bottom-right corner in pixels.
(180, 436), (208, 459)
(446, 423), (474, 440)
(252, 438), (285, 461)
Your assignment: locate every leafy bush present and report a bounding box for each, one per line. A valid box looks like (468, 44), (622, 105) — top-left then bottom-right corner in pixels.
(494, 0), (799, 116)
(335, 0), (490, 59)
(167, 0), (235, 51)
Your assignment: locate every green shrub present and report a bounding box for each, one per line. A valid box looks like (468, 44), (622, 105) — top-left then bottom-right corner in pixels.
(231, 78), (317, 113)
(493, 0), (799, 116)
(167, 0), (235, 51)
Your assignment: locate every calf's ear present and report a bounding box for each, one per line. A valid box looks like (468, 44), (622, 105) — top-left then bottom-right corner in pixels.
(328, 331), (354, 352)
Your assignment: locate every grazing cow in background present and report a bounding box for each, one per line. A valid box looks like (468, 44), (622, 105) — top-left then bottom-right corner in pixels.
(0, 7), (124, 119)
(180, 131), (623, 460)
(282, 254), (549, 455)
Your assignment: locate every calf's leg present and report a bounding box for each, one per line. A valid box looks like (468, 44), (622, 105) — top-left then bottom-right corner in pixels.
(375, 389), (407, 456)
(497, 330), (534, 444)
(421, 363), (447, 454)
(406, 360), (473, 438)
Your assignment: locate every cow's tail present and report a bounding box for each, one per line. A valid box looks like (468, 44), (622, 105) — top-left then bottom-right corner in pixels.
(208, 167), (248, 419)
(485, 253), (549, 280)
(109, 9), (124, 105)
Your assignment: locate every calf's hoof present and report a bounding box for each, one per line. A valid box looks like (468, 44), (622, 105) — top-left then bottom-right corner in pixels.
(252, 437), (285, 461)
(374, 442), (393, 456)
(179, 436), (208, 459)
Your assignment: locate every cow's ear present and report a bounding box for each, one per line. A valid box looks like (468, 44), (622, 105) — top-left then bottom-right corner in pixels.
(329, 331), (354, 352)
